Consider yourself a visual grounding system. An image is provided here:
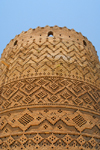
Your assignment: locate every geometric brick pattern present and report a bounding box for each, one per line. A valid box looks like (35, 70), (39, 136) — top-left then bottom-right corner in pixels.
(18, 113), (34, 126)
(72, 114), (87, 127)
(0, 26), (100, 150)
(0, 77), (100, 112)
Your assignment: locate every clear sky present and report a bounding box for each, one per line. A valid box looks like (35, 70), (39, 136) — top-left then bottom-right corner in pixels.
(0, 0), (100, 60)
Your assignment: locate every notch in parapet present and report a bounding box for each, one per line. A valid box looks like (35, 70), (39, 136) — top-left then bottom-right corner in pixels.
(48, 31), (53, 37)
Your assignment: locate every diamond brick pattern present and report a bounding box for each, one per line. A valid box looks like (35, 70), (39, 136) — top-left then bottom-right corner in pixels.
(72, 114), (87, 127)
(18, 113), (34, 126)
(33, 134), (43, 144)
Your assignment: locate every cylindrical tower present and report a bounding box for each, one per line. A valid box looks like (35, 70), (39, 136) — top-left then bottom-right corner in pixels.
(0, 26), (100, 150)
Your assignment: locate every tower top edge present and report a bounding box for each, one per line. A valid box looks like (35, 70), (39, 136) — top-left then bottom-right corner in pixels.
(1, 25), (98, 60)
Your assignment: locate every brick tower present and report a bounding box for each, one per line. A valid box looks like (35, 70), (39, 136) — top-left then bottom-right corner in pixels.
(0, 26), (100, 150)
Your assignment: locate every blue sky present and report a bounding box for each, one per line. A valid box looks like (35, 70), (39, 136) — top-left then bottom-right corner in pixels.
(0, 0), (100, 60)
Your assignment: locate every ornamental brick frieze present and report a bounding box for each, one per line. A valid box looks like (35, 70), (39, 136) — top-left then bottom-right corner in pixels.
(0, 77), (100, 112)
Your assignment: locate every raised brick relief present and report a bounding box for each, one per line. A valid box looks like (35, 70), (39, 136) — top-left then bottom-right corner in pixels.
(0, 26), (100, 150)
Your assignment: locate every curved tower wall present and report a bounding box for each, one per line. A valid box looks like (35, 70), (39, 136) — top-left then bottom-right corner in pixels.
(0, 26), (100, 150)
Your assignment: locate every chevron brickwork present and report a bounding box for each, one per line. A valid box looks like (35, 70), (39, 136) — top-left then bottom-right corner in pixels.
(0, 26), (100, 150)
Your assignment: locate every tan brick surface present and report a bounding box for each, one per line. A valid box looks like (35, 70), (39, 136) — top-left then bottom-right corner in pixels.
(0, 26), (100, 150)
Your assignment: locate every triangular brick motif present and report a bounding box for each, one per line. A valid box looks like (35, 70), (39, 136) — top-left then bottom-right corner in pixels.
(0, 26), (100, 150)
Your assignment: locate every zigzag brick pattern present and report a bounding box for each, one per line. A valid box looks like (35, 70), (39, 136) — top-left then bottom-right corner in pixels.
(0, 26), (100, 150)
